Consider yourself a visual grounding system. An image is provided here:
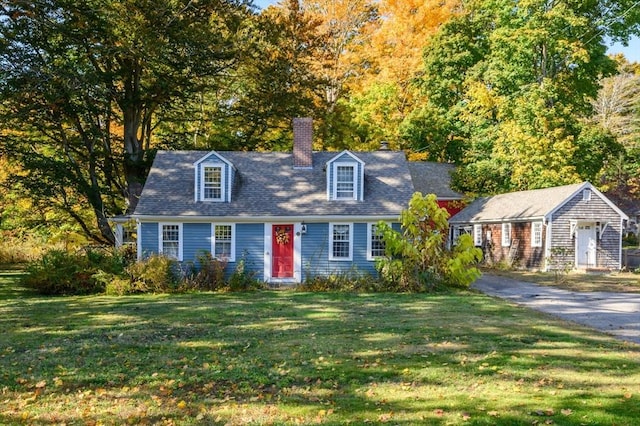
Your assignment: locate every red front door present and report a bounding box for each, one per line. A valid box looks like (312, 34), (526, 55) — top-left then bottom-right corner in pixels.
(272, 224), (294, 278)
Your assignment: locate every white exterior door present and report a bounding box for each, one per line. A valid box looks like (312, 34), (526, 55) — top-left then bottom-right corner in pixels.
(576, 223), (597, 268)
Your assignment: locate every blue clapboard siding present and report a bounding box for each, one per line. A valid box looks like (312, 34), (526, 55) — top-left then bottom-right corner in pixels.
(235, 223), (264, 276)
(140, 220), (398, 281)
(140, 222), (159, 258)
(183, 223), (211, 263)
(301, 222), (380, 280)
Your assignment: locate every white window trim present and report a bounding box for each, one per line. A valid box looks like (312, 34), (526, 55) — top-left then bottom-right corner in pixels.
(329, 223), (353, 261)
(159, 223), (183, 261)
(502, 223), (511, 247)
(473, 224), (483, 246)
(200, 163), (226, 202)
(211, 223), (236, 262)
(367, 222), (387, 260)
(531, 222), (543, 247)
(582, 189), (591, 201)
(331, 161), (358, 200)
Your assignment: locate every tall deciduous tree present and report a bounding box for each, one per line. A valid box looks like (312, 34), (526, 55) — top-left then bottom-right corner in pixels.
(0, 0), (250, 243)
(411, 0), (639, 194)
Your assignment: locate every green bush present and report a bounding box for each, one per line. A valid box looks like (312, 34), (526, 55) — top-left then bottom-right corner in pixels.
(126, 254), (181, 294)
(375, 193), (482, 291)
(22, 248), (122, 295)
(227, 255), (263, 292)
(182, 252), (228, 291)
(299, 269), (382, 292)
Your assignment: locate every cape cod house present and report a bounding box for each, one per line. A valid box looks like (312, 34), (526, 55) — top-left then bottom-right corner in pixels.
(127, 118), (462, 283)
(449, 182), (628, 271)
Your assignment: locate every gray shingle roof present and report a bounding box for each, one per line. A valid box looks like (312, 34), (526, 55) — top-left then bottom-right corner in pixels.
(449, 182), (587, 224)
(133, 150), (416, 218)
(407, 162), (463, 199)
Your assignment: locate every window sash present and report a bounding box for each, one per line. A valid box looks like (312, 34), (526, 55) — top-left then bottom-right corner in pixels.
(502, 223), (511, 247)
(161, 224), (181, 260)
(203, 166), (223, 200)
(368, 223), (386, 259)
(531, 222), (543, 247)
(214, 225), (233, 259)
(473, 224), (483, 246)
(330, 224), (352, 260)
(335, 165), (355, 199)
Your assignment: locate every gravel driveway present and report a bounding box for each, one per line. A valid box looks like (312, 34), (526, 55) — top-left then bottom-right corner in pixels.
(472, 274), (640, 345)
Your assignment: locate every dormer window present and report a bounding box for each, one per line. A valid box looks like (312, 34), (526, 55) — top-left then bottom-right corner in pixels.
(326, 151), (365, 201)
(335, 164), (356, 199)
(194, 151), (234, 203)
(203, 165), (223, 201)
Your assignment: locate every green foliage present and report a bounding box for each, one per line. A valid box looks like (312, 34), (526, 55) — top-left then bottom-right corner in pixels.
(0, 0), (252, 243)
(546, 247), (574, 284)
(299, 269), (382, 292)
(182, 252), (229, 292)
(413, 0), (632, 194)
(227, 255), (264, 292)
(22, 248), (127, 295)
(125, 254), (181, 294)
(376, 193), (482, 291)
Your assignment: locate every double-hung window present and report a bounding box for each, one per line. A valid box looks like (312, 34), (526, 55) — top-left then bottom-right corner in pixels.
(203, 165), (223, 201)
(367, 223), (386, 260)
(330, 223), (353, 260)
(212, 224), (235, 261)
(473, 224), (483, 246)
(160, 223), (182, 260)
(501, 223), (512, 247)
(531, 222), (543, 247)
(334, 164), (356, 200)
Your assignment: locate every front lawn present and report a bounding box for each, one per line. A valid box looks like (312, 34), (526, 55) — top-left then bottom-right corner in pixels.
(1, 270), (639, 425)
(484, 269), (640, 293)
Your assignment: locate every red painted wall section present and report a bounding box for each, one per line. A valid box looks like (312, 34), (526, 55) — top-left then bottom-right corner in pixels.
(438, 200), (465, 218)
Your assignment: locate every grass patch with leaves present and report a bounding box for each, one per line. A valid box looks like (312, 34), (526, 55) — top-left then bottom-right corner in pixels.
(484, 268), (640, 293)
(1, 270), (639, 425)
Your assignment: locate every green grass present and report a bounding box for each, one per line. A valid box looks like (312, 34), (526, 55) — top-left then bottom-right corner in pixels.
(484, 269), (640, 293)
(1, 271), (639, 425)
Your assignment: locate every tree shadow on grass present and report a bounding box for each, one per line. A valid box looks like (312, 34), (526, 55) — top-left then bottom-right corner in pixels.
(0, 284), (638, 424)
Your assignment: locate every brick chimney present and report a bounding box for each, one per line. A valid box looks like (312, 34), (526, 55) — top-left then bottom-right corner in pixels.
(293, 117), (313, 169)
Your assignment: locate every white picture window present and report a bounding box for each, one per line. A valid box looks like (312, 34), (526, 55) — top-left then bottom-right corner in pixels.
(531, 222), (543, 247)
(367, 223), (386, 260)
(330, 223), (353, 260)
(202, 165), (224, 201)
(502, 223), (511, 247)
(212, 224), (235, 261)
(333, 163), (356, 200)
(473, 224), (483, 246)
(160, 223), (182, 260)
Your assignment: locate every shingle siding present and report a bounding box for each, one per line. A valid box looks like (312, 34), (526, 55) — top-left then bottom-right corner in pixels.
(550, 191), (624, 269)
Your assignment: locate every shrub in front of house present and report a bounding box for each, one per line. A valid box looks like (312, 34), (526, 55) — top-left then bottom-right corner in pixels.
(298, 269), (382, 292)
(375, 193), (483, 291)
(22, 247), (127, 295)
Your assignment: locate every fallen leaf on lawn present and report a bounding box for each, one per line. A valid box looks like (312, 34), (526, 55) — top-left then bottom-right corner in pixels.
(624, 393), (632, 399)
(488, 411), (499, 417)
(378, 412), (393, 422)
(177, 400), (187, 409)
(434, 409), (445, 416)
(461, 412), (471, 420)
(561, 408), (572, 416)
(35, 380), (46, 389)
